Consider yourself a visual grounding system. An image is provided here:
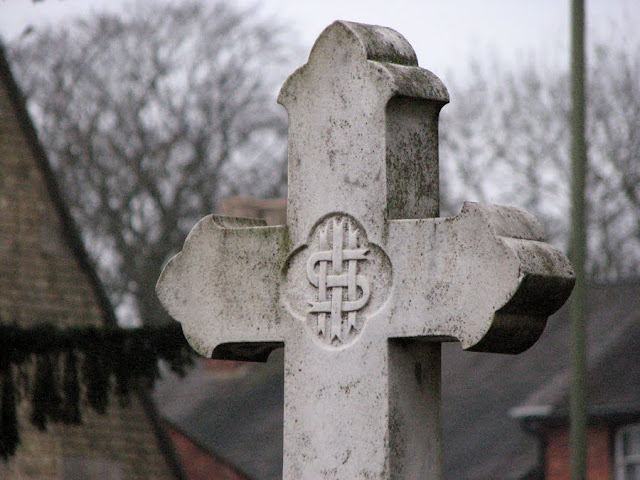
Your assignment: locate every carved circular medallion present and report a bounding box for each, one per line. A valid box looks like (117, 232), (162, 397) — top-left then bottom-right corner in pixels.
(283, 214), (391, 347)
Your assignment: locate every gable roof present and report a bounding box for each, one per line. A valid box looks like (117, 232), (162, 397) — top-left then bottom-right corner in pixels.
(0, 42), (115, 327)
(512, 281), (640, 422)
(443, 281), (640, 479)
(156, 353), (284, 480)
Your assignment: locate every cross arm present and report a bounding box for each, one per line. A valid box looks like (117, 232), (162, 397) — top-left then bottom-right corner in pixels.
(386, 202), (575, 353)
(156, 216), (289, 361)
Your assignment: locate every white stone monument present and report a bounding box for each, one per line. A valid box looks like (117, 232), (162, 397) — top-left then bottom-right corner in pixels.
(157, 21), (575, 479)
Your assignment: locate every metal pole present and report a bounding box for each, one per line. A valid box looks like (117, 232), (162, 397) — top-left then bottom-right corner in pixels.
(569, 0), (588, 478)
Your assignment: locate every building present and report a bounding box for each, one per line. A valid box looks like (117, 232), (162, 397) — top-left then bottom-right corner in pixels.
(508, 282), (640, 479)
(0, 44), (181, 479)
(443, 281), (640, 479)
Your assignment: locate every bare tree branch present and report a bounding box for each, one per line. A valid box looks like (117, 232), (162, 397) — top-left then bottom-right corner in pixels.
(9, 0), (295, 325)
(441, 40), (640, 281)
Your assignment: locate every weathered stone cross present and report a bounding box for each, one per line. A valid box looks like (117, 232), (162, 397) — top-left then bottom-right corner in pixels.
(157, 21), (574, 479)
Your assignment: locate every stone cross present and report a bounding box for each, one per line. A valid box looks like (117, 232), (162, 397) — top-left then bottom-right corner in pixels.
(157, 21), (574, 479)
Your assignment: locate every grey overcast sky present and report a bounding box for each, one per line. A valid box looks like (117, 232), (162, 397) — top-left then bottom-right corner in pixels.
(1, 0), (638, 80)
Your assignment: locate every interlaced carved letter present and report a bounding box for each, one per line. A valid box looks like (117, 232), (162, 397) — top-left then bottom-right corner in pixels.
(306, 218), (370, 342)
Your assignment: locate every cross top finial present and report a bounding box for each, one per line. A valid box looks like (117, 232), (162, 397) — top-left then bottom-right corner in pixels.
(300, 20), (419, 69)
(278, 21), (450, 246)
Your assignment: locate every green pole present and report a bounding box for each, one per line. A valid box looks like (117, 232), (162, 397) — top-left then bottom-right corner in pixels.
(569, 0), (588, 479)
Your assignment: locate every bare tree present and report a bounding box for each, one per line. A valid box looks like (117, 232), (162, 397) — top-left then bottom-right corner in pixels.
(9, 1), (294, 325)
(440, 39), (640, 281)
